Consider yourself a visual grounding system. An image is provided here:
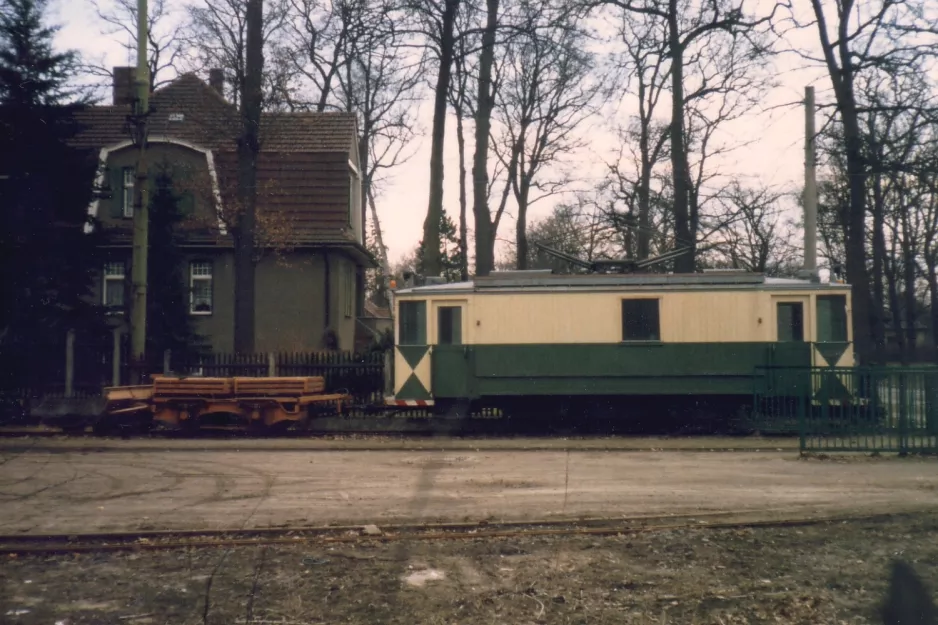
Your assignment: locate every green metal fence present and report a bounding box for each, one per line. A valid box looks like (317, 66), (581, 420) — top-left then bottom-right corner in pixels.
(753, 366), (938, 454)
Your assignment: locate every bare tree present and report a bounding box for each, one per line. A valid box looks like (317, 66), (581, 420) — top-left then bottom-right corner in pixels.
(406, 0), (462, 277)
(791, 0), (938, 362)
(183, 0), (290, 108)
(85, 0), (181, 92)
(468, 0), (500, 277)
(708, 181), (800, 274)
(490, 8), (600, 270)
(512, 198), (617, 271)
(447, 1), (479, 281)
(605, 10), (670, 260)
(284, 0), (361, 111)
(591, 0), (777, 272)
(336, 0), (424, 302)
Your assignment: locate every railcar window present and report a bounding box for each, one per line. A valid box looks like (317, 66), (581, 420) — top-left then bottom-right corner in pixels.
(777, 302), (804, 342)
(437, 306), (462, 345)
(399, 300), (427, 345)
(622, 299), (660, 341)
(817, 295), (848, 342)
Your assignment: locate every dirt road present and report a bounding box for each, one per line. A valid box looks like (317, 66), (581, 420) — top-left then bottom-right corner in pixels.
(1, 442), (936, 535)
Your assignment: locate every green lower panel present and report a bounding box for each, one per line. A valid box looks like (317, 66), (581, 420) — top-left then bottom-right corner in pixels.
(429, 342), (810, 398)
(432, 345), (474, 398)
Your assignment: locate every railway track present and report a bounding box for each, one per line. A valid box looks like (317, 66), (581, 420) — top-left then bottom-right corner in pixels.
(0, 510), (905, 556)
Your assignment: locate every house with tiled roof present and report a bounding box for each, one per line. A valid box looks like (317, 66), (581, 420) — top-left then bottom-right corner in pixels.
(72, 68), (374, 353)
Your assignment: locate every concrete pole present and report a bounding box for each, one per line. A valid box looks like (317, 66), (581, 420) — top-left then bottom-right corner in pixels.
(163, 349), (171, 375)
(65, 329), (75, 398)
(268, 353), (276, 377)
(129, 0), (151, 382)
(112, 327), (122, 387)
(803, 85), (818, 278)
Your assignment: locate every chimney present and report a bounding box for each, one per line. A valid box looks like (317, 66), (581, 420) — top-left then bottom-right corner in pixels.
(112, 66), (137, 107)
(209, 69), (225, 97)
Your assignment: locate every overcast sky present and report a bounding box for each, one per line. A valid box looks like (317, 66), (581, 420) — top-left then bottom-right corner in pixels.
(51, 0), (835, 266)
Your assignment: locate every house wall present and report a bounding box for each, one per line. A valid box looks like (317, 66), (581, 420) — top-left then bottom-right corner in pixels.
(255, 252), (324, 352)
(188, 251), (235, 353)
(92, 248), (361, 355)
(254, 250), (359, 352)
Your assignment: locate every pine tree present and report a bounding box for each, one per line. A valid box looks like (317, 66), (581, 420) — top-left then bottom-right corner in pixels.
(146, 163), (206, 361)
(416, 208), (465, 283)
(0, 0), (82, 108)
(0, 0), (99, 347)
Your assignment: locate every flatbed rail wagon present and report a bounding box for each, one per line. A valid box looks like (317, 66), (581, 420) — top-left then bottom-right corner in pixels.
(104, 375), (350, 431)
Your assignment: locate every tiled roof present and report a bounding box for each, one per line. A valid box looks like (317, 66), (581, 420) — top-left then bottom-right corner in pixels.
(73, 73), (364, 250)
(70, 73), (359, 153)
(363, 301), (392, 319)
(261, 113), (359, 153)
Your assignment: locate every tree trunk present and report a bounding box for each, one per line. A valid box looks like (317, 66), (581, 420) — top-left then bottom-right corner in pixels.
(638, 161), (652, 261)
(359, 134), (369, 248)
(841, 107), (874, 365)
(901, 213), (917, 359)
(515, 175), (531, 270)
(871, 174), (887, 355)
(420, 0), (460, 278)
(455, 103), (469, 281)
(367, 186), (391, 307)
(667, 1), (693, 273)
(887, 268), (903, 362)
(471, 0), (499, 277)
(925, 253), (938, 351)
(234, 0), (264, 353)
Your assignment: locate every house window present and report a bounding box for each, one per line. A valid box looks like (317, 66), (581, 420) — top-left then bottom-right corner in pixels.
(437, 306), (462, 345)
(343, 264), (353, 318)
(817, 295), (847, 342)
(103, 261), (125, 309)
(122, 167), (135, 218)
(622, 298), (660, 341)
(399, 300), (426, 345)
(777, 302), (804, 342)
(189, 261), (213, 315)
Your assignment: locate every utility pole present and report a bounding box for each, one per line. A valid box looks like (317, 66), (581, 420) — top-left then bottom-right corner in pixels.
(801, 85), (818, 281)
(130, 0), (151, 382)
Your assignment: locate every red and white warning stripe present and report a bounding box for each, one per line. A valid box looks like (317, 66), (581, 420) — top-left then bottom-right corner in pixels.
(385, 398), (434, 407)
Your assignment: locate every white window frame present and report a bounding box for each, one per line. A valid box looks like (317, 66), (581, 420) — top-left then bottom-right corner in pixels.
(122, 166), (135, 218)
(348, 159), (362, 243)
(103, 261), (125, 310)
(189, 261), (213, 316)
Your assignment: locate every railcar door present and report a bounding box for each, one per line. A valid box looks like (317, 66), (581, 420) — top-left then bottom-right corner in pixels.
(431, 301), (474, 399)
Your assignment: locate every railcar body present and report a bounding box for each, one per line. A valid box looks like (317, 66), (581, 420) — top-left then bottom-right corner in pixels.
(386, 271), (854, 421)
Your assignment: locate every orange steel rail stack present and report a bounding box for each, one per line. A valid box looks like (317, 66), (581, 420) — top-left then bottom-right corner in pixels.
(104, 375), (349, 430)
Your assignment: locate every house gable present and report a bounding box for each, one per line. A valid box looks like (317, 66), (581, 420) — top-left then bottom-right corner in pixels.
(87, 138), (227, 240)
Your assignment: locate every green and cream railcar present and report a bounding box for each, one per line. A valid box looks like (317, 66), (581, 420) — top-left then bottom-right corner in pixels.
(385, 271), (853, 413)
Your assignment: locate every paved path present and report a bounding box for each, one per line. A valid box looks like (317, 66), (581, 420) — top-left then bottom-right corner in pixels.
(1, 445), (936, 535)
(0, 434), (800, 452)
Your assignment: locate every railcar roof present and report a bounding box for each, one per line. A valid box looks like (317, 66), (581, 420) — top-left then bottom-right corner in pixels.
(392, 272), (852, 295)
